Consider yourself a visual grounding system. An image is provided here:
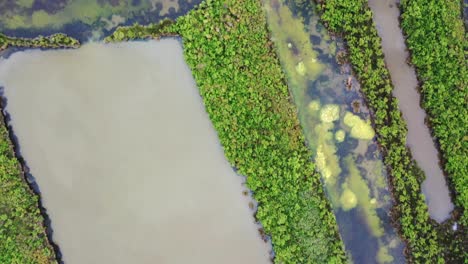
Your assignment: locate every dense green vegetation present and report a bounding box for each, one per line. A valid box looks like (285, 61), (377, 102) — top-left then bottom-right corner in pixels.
(0, 115), (57, 264)
(400, 0), (467, 233)
(108, 0), (347, 262)
(0, 33), (79, 52)
(315, 0), (451, 262)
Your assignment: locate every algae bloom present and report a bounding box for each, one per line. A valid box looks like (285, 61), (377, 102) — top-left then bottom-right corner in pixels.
(308, 100), (321, 113)
(340, 188), (358, 211)
(295, 61), (306, 76)
(335, 130), (346, 143)
(343, 112), (375, 140)
(320, 104), (340, 123)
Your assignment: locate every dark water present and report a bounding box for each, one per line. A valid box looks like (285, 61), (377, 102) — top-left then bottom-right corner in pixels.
(368, 0), (453, 223)
(0, 0), (201, 41)
(263, 1), (405, 263)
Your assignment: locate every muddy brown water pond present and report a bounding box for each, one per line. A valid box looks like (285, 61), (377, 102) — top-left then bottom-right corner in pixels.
(0, 40), (271, 264)
(368, 0), (454, 223)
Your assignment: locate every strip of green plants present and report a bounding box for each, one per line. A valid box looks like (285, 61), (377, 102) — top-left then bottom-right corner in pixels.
(399, 0), (467, 230)
(0, 115), (57, 264)
(108, 0), (347, 262)
(315, 0), (447, 263)
(0, 33), (79, 52)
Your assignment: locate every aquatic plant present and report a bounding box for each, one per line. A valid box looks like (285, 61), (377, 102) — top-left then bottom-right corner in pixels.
(399, 1), (467, 260)
(319, 104), (340, 123)
(307, 100), (321, 113)
(334, 130), (345, 143)
(343, 112), (375, 140)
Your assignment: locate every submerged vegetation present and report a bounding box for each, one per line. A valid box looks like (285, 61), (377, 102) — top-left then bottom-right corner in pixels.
(0, 115), (57, 263)
(399, 0), (467, 247)
(0, 33), (79, 52)
(108, 0), (348, 262)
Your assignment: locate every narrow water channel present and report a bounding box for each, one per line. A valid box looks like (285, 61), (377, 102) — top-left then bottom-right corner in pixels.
(263, 1), (404, 263)
(368, 0), (454, 223)
(0, 40), (271, 264)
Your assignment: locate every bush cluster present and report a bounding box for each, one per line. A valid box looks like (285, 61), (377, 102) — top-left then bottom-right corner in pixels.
(0, 33), (79, 52)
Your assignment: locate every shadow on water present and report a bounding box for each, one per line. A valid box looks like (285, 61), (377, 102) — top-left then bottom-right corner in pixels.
(0, 86), (64, 263)
(0, 0), (202, 41)
(263, 0), (405, 263)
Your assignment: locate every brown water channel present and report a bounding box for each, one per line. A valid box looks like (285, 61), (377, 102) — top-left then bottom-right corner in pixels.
(368, 0), (454, 223)
(0, 40), (272, 264)
(263, 1), (405, 263)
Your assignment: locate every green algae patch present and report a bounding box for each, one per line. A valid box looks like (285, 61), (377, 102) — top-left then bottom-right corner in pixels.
(320, 104), (340, 123)
(262, 2), (324, 101)
(335, 130), (345, 143)
(343, 112), (375, 140)
(106, 0), (347, 262)
(340, 188), (357, 211)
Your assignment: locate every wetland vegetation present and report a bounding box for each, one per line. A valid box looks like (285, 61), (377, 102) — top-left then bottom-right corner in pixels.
(0, 32), (79, 52)
(0, 0), (465, 263)
(316, 0), (466, 262)
(262, 1), (404, 262)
